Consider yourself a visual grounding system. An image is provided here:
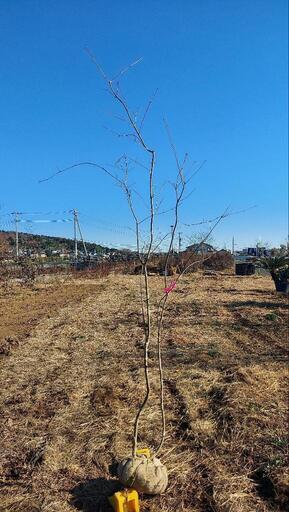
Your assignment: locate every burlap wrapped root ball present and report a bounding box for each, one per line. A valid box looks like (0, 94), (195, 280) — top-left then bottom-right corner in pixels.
(117, 455), (168, 494)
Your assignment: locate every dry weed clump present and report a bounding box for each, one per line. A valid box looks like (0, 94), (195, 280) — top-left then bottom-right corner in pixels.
(0, 272), (288, 511)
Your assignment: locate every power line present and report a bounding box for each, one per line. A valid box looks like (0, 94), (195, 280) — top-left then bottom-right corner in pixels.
(18, 219), (72, 223)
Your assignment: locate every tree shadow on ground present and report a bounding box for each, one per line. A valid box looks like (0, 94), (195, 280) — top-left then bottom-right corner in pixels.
(246, 289), (275, 295)
(228, 300), (288, 309)
(70, 477), (123, 512)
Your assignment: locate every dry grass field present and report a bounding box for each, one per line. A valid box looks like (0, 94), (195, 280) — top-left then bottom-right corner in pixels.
(0, 271), (288, 512)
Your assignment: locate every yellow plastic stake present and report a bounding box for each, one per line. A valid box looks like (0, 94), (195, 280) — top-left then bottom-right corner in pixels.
(136, 448), (151, 458)
(109, 489), (140, 512)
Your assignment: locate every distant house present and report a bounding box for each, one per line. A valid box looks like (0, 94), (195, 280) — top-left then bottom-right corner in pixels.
(247, 247), (269, 257)
(186, 242), (215, 255)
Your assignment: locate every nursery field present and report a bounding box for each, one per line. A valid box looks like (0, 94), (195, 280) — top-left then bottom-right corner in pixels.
(0, 272), (288, 512)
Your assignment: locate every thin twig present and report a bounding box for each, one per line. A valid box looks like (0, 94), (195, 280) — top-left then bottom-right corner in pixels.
(139, 89), (158, 132)
(39, 161), (123, 186)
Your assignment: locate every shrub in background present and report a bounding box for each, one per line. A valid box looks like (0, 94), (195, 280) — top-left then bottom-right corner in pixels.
(203, 250), (234, 271)
(258, 256), (289, 293)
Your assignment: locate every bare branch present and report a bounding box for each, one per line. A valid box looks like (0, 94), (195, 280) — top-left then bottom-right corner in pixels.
(182, 205), (257, 227)
(84, 47), (108, 80)
(139, 88), (158, 132)
(102, 125), (140, 144)
(163, 117), (181, 172)
(185, 159), (207, 184)
(151, 231), (171, 254)
(112, 57), (144, 82)
(39, 161), (123, 186)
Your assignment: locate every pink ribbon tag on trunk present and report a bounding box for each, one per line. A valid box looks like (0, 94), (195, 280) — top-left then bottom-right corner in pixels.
(164, 281), (176, 295)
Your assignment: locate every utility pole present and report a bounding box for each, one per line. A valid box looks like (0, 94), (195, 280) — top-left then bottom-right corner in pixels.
(73, 208), (88, 261)
(170, 225), (174, 253)
(12, 212), (20, 259)
(76, 213), (88, 257)
(73, 209), (78, 261)
(232, 236), (235, 256)
(178, 232), (182, 254)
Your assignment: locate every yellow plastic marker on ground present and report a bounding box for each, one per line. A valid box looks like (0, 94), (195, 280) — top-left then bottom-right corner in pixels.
(136, 448), (151, 458)
(108, 489), (139, 512)
(109, 449), (150, 510)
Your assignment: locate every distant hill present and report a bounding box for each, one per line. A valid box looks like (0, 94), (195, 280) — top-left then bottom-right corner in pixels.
(0, 230), (119, 256)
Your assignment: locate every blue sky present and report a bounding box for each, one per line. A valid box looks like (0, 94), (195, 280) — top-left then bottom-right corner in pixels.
(0, 0), (287, 250)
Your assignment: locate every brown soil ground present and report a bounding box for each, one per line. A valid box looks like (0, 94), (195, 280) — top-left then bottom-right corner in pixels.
(0, 272), (288, 512)
(0, 278), (101, 355)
